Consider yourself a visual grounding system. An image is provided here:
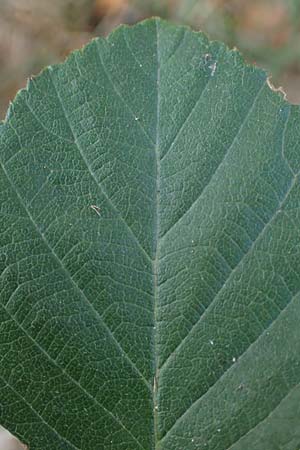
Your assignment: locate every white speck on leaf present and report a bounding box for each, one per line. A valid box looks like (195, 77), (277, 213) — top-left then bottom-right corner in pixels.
(90, 205), (101, 216)
(209, 62), (217, 76)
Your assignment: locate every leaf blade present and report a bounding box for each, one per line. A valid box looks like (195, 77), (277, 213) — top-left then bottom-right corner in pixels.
(1, 18), (300, 450)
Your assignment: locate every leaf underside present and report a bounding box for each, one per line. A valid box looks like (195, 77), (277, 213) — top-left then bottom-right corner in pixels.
(1, 18), (300, 450)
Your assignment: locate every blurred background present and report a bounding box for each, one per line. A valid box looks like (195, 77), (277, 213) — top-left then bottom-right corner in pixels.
(1, 0), (300, 447)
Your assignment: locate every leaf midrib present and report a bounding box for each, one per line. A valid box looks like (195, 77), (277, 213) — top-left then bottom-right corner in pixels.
(153, 18), (161, 450)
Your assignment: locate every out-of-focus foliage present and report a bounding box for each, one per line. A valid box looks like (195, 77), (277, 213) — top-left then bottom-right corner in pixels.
(1, 0), (300, 120)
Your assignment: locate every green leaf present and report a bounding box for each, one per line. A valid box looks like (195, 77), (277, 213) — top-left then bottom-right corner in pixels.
(1, 18), (300, 450)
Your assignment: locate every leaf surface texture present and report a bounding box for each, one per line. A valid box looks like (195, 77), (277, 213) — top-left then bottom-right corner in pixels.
(1, 18), (300, 450)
